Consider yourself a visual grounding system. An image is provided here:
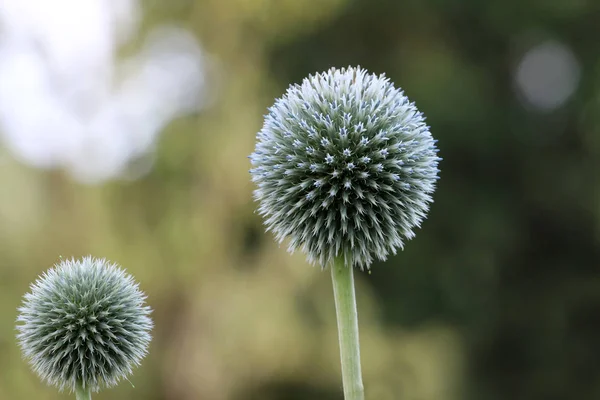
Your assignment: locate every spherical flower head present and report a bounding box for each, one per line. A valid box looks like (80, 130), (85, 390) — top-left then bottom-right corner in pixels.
(16, 256), (153, 393)
(250, 66), (440, 269)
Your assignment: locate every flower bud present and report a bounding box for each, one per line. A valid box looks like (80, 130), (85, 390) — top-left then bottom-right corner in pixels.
(250, 66), (440, 269)
(16, 256), (152, 392)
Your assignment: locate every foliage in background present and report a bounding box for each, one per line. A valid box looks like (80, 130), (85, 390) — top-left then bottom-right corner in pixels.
(1, 0), (599, 399)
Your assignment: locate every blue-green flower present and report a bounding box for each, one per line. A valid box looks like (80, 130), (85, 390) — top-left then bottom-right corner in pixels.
(16, 256), (152, 393)
(250, 66), (440, 269)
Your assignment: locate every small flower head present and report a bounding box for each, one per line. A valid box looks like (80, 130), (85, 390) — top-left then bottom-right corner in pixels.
(16, 256), (153, 392)
(250, 66), (440, 269)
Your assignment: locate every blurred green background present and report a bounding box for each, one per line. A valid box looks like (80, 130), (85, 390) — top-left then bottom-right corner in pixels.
(1, 0), (599, 399)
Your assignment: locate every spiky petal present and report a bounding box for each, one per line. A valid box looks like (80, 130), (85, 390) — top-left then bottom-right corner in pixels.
(250, 66), (441, 269)
(16, 256), (153, 392)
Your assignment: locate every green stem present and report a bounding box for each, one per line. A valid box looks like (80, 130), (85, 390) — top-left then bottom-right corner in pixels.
(331, 257), (365, 400)
(75, 382), (91, 400)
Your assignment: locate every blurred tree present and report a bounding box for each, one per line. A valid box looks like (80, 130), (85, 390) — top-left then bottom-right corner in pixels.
(1, 0), (599, 399)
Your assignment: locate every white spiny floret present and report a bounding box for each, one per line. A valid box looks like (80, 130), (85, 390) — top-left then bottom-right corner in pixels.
(16, 256), (153, 393)
(250, 66), (441, 269)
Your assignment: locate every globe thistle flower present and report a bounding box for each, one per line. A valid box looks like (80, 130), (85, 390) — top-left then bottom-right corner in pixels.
(250, 66), (440, 269)
(16, 256), (153, 395)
